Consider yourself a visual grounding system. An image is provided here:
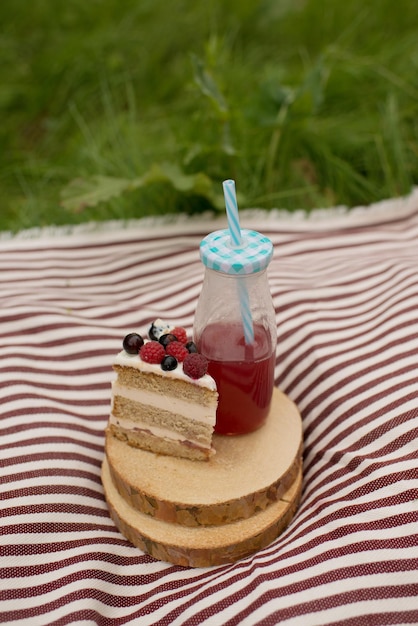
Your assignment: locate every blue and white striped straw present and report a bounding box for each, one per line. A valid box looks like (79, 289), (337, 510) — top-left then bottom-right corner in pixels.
(237, 277), (255, 345)
(223, 179), (242, 247)
(222, 179), (254, 344)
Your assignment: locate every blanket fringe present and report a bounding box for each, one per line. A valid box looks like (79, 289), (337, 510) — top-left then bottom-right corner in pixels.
(1, 187), (417, 241)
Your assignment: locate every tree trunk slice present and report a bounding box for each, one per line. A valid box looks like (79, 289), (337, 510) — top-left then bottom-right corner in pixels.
(105, 387), (303, 528)
(102, 456), (303, 568)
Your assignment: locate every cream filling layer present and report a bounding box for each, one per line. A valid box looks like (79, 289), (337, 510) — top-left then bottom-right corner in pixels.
(111, 381), (216, 425)
(109, 414), (210, 449)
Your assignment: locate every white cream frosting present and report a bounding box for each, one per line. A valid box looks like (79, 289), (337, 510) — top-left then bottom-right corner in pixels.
(111, 381), (216, 425)
(114, 350), (217, 391)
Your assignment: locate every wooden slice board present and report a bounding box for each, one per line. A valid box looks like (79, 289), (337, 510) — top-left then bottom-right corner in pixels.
(105, 388), (303, 527)
(102, 387), (303, 567)
(102, 456), (302, 568)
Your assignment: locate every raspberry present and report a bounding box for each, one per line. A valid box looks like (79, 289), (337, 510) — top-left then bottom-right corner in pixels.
(139, 341), (165, 364)
(183, 353), (208, 379)
(172, 326), (188, 344)
(166, 341), (189, 362)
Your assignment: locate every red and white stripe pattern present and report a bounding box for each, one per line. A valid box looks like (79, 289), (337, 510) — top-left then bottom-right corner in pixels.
(1, 191), (418, 625)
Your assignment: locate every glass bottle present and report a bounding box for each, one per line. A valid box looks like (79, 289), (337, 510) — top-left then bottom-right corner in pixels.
(194, 228), (277, 435)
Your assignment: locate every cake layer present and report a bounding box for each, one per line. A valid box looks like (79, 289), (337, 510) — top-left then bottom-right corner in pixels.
(111, 381), (216, 426)
(113, 365), (217, 408)
(108, 423), (213, 462)
(109, 414), (212, 446)
(111, 396), (214, 442)
(114, 352), (217, 392)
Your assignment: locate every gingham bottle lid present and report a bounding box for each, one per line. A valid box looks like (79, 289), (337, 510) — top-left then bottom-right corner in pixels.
(199, 229), (273, 275)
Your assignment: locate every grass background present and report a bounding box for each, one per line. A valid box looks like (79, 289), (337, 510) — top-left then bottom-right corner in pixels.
(1, 0), (418, 232)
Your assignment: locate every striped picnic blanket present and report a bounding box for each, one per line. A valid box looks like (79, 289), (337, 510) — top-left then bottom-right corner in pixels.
(1, 190), (417, 625)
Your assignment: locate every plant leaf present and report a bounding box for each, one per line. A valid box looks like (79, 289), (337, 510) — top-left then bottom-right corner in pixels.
(191, 53), (228, 117)
(145, 162), (213, 195)
(60, 175), (140, 212)
(60, 164), (217, 213)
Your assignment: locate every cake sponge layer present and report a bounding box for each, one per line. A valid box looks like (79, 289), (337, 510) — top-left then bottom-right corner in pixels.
(112, 394), (214, 443)
(114, 365), (217, 406)
(108, 424), (213, 461)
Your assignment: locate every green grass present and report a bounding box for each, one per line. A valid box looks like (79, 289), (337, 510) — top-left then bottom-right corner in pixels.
(1, 0), (418, 232)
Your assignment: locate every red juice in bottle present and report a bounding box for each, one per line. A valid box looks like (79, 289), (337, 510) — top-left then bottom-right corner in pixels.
(198, 322), (275, 435)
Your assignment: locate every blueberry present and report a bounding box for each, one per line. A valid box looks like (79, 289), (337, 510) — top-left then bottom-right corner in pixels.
(185, 341), (198, 353)
(159, 333), (177, 348)
(161, 355), (178, 371)
(123, 333), (144, 354)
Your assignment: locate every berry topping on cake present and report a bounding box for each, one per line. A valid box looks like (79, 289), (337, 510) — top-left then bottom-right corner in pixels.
(149, 319), (174, 341)
(166, 341), (189, 362)
(123, 333), (144, 354)
(171, 326), (188, 344)
(183, 353), (208, 379)
(139, 341), (165, 364)
(122, 321), (212, 382)
(161, 355), (178, 371)
(159, 333), (178, 348)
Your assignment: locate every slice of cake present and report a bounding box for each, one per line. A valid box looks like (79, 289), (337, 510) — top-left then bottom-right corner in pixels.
(108, 320), (218, 461)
